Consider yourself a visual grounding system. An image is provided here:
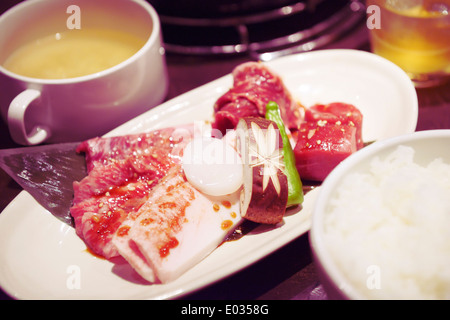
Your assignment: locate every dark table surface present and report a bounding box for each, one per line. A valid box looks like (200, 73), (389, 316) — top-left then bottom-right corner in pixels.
(1, 1), (449, 300)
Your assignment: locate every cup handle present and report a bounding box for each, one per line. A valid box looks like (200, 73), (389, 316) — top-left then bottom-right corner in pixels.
(7, 89), (51, 145)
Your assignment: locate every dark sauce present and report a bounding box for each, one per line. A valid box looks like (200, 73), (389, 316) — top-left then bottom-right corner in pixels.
(225, 220), (260, 242)
(302, 182), (320, 195)
(225, 181), (321, 242)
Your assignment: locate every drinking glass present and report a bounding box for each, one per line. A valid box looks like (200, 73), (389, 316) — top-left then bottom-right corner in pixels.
(367, 0), (450, 87)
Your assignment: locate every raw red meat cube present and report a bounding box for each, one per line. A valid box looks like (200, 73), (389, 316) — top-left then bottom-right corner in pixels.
(305, 102), (363, 149)
(294, 121), (358, 182)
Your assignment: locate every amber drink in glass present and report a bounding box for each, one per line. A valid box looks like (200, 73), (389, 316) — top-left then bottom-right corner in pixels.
(367, 0), (450, 87)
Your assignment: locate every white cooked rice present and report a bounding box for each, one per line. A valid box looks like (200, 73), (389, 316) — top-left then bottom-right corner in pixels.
(324, 145), (450, 299)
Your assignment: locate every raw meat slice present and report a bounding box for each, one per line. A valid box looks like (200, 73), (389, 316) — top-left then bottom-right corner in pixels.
(70, 125), (197, 258)
(212, 62), (303, 136)
(110, 207), (155, 281)
(293, 102), (364, 182)
(70, 157), (161, 258)
(294, 121), (358, 182)
(305, 103), (364, 149)
(113, 164), (242, 283)
(77, 125), (195, 173)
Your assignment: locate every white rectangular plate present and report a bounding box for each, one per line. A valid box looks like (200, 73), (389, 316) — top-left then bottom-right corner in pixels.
(0, 50), (417, 299)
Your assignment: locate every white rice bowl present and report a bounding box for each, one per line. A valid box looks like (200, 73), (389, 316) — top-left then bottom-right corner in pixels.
(310, 130), (450, 300)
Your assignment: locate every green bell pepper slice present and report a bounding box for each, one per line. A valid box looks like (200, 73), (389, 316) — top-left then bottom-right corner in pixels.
(265, 101), (304, 206)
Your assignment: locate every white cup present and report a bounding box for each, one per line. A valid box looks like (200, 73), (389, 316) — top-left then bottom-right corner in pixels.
(0, 0), (168, 145)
